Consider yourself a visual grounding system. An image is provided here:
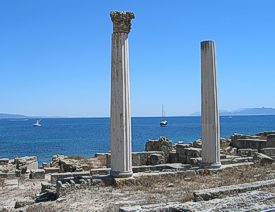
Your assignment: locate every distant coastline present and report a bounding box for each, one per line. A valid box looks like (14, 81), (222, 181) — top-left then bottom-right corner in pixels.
(190, 107), (275, 116)
(0, 113), (28, 119)
(1, 107), (275, 119)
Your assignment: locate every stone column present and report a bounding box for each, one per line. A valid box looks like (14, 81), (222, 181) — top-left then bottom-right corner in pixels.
(201, 40), (221, 168)
(110, 11), (135, 178)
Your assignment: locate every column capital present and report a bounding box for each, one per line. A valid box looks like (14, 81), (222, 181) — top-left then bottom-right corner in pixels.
(110, 11), (135, 33)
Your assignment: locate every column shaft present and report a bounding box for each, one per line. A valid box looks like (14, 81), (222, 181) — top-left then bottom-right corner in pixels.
(110, 11), (135, 178)
(201, 40), (221, 168)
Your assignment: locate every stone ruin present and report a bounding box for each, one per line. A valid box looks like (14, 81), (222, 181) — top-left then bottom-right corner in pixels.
(1, 130), (275, 209)
(1, 11), (275, 210)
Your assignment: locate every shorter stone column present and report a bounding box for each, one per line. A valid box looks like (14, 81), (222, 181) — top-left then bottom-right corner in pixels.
(201, 40), (221, 168)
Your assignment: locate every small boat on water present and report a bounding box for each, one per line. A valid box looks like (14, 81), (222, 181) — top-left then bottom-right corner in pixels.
(33, 120), (41, 127)
(160, 119), (168, 127)
(160, 104), (168, 127)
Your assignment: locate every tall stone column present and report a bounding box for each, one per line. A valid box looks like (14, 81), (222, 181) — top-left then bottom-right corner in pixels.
(201, 40), (221, 168)
(110, 11), (135, 178)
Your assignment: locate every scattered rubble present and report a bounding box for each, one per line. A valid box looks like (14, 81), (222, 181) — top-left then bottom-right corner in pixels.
(253, 153), (274, 165)
(1, 131), (275, 211)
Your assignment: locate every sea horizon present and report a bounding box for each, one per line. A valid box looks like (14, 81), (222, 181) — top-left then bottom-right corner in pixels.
(1, 115), (275, 163)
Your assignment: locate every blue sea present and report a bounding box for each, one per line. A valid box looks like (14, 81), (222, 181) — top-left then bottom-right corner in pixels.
(1, 116), (275, 163)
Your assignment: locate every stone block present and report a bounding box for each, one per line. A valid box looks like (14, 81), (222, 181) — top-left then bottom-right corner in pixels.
(186, 148), (202, 164)
(224, 146), (237, 155)
(266, 134), (275, 147)
(176, 143), (191, 163)
(60, 161), (77, 172)
(50, 171), (90, 184)
(221, 159), (233, 165)
(261, 148), (275, 157)
(4, 179), (18, 188)
(193, 139), (202, 148)
(0, 158), (9, 165)
(14, 156), (38, 171)
(134, 151), (164, 166)
(145, 137), (173, 161)
(231, 139), (266, 150)
(256, 131), (275, 137)
(41, 182), (56, 193)
(253, 153), (274, 165)
(8, 172), (16, 178)
(14, 198), (35, 208)
(220, 154), (227, 159)
(105, 153), (111, 168)
(231, 134), (262, 142)
(0, 172), (7, 178)
(90, 168), (111, 175)
(194, 179), (275, 202)
(237, 149), (258, 157)
(148, 154), (165, 165)
(30, 169), (45, 179)
(0, 172), (17, 179)
(168, 151), (178, 163)
(176, 146), (202, 164)
(44, 167), (60, 174)
(189, 157), (202, 167)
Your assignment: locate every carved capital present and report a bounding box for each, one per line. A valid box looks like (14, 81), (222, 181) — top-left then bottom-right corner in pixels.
(110, 11), (135, 33)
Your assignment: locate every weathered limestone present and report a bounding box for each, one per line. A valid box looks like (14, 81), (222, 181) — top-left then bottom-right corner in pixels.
(14, 198), (35, 209)
(132, 151), (164, 166)
(232, 138), (266, 150)
(253, 153), (274, 165)
(51, 171), (91, 184)
(201, 41), (221, 168)
(261, 148), (275, 159)
(145, 136), (173, 162)
(30, 169), (45, 179)
(266, 134), (275, 147)
(148, 154), (165, 165)
(237, 148), (258, 157)
(0, 158), (9, 165)
(194, 179), (275, 201)
(14, 156), (38, 171)
(177, 147), (202, 164)
(44, 167), (60, 174)
(110, 11), (135, 178)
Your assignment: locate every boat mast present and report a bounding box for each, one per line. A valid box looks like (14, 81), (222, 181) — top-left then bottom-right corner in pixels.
(162, 104), (165, 119)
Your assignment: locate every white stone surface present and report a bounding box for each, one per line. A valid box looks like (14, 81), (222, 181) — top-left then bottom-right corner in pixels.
(201, 40), (221, 168)
(110, 11), (135, 178)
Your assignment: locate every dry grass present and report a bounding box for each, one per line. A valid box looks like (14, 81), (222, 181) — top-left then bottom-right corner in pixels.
(5, 164), (275, 211)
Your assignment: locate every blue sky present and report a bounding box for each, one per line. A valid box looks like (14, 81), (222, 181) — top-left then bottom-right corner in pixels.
(0, 1), (274, 117)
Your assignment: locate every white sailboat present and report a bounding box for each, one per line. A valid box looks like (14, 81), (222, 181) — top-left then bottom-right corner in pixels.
(160, 104), (168, 127)
(33, 120), (41, 127)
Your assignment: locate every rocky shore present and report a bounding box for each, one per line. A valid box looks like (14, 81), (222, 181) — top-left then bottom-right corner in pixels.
(1, 131), (275, 211)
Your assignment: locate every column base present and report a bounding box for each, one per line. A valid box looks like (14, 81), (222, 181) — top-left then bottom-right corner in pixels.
(200, 162), (221, 169)
(111, 170), (133, 178)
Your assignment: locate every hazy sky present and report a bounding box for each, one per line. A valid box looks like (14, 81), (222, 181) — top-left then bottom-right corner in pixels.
(0, 1), (274, 117)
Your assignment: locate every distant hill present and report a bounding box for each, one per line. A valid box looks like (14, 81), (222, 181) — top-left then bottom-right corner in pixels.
(227, 107), (275, 116)
(191, 107), (275, 116)
(0, 113), (28, 119)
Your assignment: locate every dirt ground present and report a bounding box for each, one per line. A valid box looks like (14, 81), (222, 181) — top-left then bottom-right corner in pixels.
(1, 164), (275, 211)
